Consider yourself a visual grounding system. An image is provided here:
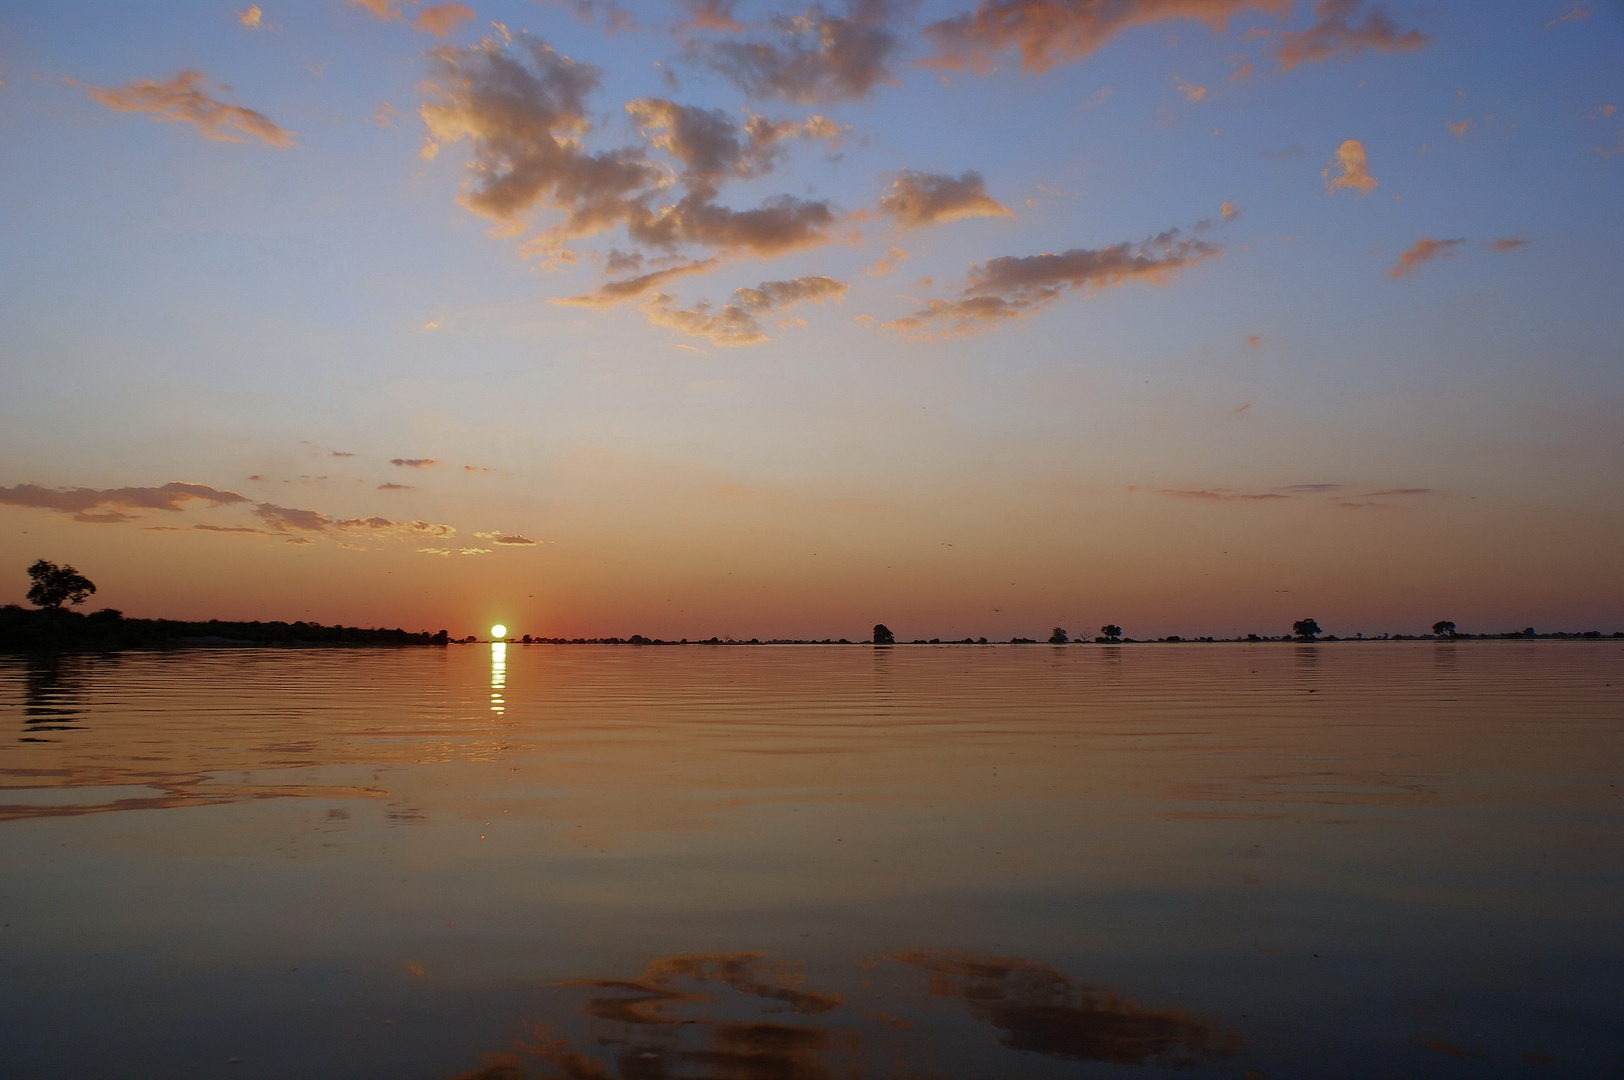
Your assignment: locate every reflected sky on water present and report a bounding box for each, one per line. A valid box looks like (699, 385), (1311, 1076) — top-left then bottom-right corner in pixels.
(0, 643), (1621, 1077)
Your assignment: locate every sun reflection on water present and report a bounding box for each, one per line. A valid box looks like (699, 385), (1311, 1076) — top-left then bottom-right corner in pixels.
(490, 641), (506, 714)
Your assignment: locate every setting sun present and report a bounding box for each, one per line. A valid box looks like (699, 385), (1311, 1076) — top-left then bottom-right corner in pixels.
(490, 624), (506, 639)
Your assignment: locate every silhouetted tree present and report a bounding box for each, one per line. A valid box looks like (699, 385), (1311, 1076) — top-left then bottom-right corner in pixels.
(1100, 624), (1122, 642)
(25, 560), (96, 610)
(1049, 627), (1069, 644)
(1431, 621), (1457, 638)
(1292, 618), (1321, 640)
(872, 623), (895, 645)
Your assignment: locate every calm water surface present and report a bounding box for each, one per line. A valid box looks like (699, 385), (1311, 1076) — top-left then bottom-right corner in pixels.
(0, 643), (1621, 1078)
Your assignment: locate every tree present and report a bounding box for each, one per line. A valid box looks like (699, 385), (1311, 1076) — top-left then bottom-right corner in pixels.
(26, 560), (96, 610)
(872, 623), (895, 645)
(1292, 618), (1322, 640)
(1100, 624), (1122, 641)
(1432, 620), (1457, 638)
(1049, 627), (1069, 644)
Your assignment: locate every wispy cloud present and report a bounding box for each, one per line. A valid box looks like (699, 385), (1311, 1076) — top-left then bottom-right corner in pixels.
(878, 170), (1012, 229)
(884, 227), (1220, 340)
(1545, 3), (1590, 29)
(1276, 0), (1429, 69)
(415, 2), (475, 37)
(1388, 236), (1464, 278)
(702, 0), (905, 104)
(563, 258), (720, 307)
(1161, 488), (1288, 501)
(377, 482), (416, 491)
(1487, 237), (1529, 252)
(643, 275), (848, 345)
(80, 70), (294, 147)
(1173, 74), (1208, 102)
(1324, 138), (1376, 194)
(390, 458), (440, 468)
(922, 0), (1288, 75)
(256, 503), (454, 537)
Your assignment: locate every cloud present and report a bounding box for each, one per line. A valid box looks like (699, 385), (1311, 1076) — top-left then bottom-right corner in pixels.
(879, 170), (1012, 229)
(1446, 119), (1469, 138)
(331, 450), (356, 457)
(626, 98), (845, 198)
(256, 503), (455, 537)
(1277, 0), (1429, 69)
(417, 546), (491, 555)
(677, 0), (743, 32)
(866, 245), (911, 275)
(1244, 333), (1261, 346)
(350, 0), (406, 19)
(420, 33), (663, 237)
(1546, 3), (1590, 28)
(421, 33), (841, 259)
(884, 227), (1220, 339)
(377, 482), (416, 491)
(415, 3), (476, 37)
(464, 464), (496, 472)
(921, 0), (1289, 75)
(475, 531), (538, 544)
(1387, 236), (1464, 278)
(0, 481), (248, 523)
(1487, 237), (1529, 252)
(1324, 138), (1376, 194)
(239, 5), (263, 28)
(627, 192), (838, 256)
(1161, 488), (1288, 501)
(1220, 201), (1240, 219)
(390, 457), (440, 467)
(642, 275), (848, 345)
(563, 257), (720, 306)
(81, 70), (294, 147)
(1173, 74), (1207, 101)
(703, 0), (905, 103)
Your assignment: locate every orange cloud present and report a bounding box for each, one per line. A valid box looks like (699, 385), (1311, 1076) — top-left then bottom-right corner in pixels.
(415, 3), (475, 37)
(256, 503), (454, 537)
(1447, 119), (1470, 137)
(390, 458), (440, 467)
(677, 0), (742, 32)
(1173, 74), (1207, 101)
(922, 0), (1289, 75)
(879, 170), (1013, 229)
(1324, 138), (1376, 194)
(1277, 0), (1429, 69)
(626, 98), (845, 198)
(1387, 236), (1464, 278)
(1220, 201), (1240, 219)
(1487, 237), (1529, 252)
(238, 5), (263, 28)
(377, 482), (416, 491)
(0, 481), (247, 524)
(81, 70), (294, 147)
(1545, 3), (1589, 28)
(885, 227), (1220, 340)
(642, 275), (848, 345)
(349, 0), (406, 20)
(563, 258), (720, 307)
(866, 245), (911, 276)
(703, 0), (904, 103)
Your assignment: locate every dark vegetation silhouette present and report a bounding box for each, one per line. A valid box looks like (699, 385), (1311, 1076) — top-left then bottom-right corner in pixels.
(872, 623), (896, 645)
(1049, 627), (1069, 644)
(1432, 620), (1457, 637)
(1292, 618), (1322, 641)
(1099, 625), (1123, 643)
(26, 559), (96, 609)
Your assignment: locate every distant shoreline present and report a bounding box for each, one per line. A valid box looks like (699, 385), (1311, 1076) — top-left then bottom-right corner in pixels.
(3, 605), (1618, 654)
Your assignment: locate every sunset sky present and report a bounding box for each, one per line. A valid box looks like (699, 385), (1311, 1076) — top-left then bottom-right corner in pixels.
(1, 0), (1621, 639)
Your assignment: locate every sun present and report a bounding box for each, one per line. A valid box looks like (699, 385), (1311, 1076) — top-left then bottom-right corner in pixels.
(490, 624), (507, 639)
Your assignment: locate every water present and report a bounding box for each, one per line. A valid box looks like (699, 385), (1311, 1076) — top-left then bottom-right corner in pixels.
(0, 643), (1621, 1078)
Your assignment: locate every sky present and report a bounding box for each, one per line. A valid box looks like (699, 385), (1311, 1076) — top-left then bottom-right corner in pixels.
(0, 0), (1621, 640)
